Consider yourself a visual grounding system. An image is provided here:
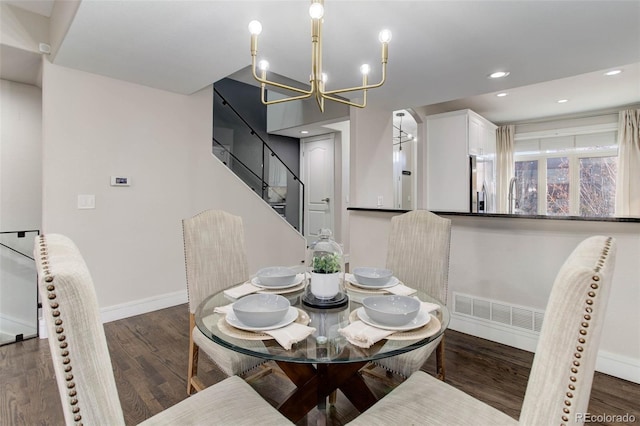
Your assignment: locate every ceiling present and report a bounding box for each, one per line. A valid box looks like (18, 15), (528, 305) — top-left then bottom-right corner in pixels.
(4, 0), (640, 129)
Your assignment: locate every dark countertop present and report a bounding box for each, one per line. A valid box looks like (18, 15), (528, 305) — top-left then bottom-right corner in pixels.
(346, 207), (640, 223)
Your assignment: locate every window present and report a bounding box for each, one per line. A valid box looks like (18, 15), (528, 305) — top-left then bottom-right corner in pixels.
(514, 130), (617, 217)
(514, 160), (538, 215)
(579, 156), (617, 217)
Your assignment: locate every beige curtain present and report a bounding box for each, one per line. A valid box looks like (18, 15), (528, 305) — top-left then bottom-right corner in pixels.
(496, 125), (515, 213)
(615, 109), (640, 217)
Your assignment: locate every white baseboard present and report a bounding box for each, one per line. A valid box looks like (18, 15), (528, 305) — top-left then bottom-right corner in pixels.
(39, 290), (187, 339)
(450, 313), (640, 384)
(596, 351), (640, 384)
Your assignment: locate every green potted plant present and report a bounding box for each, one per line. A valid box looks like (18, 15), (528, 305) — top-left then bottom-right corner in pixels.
(308, 229), (345, 300)
(312, 253), (341, 274)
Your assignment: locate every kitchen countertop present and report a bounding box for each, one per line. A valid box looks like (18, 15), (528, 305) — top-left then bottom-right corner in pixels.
(346, 207), (640, 223)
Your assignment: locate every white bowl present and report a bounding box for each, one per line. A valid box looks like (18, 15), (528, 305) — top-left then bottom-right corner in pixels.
(232, 294), (291, 327)
(256, 266), (297, 287)
(362, 295), (421, 326)
(353, 267), (393, 287)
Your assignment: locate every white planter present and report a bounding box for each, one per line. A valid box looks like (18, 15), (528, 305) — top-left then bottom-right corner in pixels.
(310, 272), (340, 299)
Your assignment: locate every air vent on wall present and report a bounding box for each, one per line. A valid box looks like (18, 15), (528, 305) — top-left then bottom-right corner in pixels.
(453, 292), (544, 333)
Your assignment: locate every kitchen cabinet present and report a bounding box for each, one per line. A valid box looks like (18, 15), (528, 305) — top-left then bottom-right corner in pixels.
(424, 109), (497, 212)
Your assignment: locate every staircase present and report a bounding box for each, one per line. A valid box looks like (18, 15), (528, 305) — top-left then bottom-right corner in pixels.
(213, 80), (304, 233)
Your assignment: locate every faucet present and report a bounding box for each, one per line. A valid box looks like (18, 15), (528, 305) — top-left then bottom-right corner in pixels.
(508, 177), (517, 214)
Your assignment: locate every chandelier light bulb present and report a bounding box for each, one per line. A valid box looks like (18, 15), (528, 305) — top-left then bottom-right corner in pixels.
(360, 64), (371, 75)
(258, 60), (269, 71)
(322, 73), (328, 83)
(378, 29), (392, 43)
(248, 20), (262, 35)
(309, 3), (324, 19)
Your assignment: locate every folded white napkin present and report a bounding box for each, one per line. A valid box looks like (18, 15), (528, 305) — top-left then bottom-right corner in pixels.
(338, 321), (394, 348)
(420, 301), (441, 313)
(385, 283), (417, 296)
(223, 282), (260, 299)
(213, 303), (233, 315)
(264, 322), (316, 350)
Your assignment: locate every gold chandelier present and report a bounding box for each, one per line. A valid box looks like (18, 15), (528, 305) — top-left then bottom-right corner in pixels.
(248, 0), (391, 112)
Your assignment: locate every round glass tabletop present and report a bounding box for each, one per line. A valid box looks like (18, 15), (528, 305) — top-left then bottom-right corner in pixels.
(195, 285), (450, 365)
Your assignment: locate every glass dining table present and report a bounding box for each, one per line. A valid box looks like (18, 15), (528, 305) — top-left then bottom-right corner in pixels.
(195, 281), (450, 423)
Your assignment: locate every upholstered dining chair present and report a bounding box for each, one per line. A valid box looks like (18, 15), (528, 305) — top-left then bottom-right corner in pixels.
(35, 233), (291, 426)
(367, 210), (451, 381)
(183, 209), (268, 395)
(349, 235), (617, 426)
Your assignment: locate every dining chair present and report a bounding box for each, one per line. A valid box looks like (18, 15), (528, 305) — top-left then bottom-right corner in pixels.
(35, 233), (291, 426)
(365, 209), (451, 381)
(348, 235), (617, 426)
(183, 209), (268, 395)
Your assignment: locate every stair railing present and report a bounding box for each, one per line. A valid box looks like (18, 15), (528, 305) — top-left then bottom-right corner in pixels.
(213, 87), (305, 233)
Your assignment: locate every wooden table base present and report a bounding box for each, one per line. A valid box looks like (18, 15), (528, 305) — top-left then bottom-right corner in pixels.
(275, 360), (377, 423)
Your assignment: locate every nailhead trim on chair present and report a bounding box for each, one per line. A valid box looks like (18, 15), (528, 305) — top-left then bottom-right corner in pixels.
(38, 235), (83, 425)
(559, 237), (612, 426)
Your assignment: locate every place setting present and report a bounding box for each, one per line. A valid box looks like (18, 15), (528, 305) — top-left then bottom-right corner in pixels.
(212, 293), (315, 350)
(345, 267), (417, 300)
(339, 295), (442, 348)
(223, 266), (307, 299)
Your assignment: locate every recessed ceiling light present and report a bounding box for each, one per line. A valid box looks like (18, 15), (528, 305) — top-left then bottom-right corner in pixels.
(300, 130), (309, 134)
(489, 71), (510, 79)
(557, 99), (569, 103)
(496, 92), (508, 97)
(604, 69), (622, 76)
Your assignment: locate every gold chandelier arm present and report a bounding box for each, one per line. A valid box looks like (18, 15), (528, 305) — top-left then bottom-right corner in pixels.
(322, 62), (387, 95)
(251, 58), (313, 96)
(260, 90), (315, 105)
(322, 92), (367, 109)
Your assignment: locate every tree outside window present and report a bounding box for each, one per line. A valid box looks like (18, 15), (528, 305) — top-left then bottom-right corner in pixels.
(547, 157), (570, 216)
(579, 156), (617, 217)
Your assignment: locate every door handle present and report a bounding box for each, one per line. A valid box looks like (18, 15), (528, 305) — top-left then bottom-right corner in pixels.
(321, 197), (330, 203)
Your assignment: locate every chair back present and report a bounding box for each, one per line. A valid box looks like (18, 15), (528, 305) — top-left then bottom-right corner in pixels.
(35, 234), (125, 426)
(386, 210), (451, 304)
(183, 209), (250, 313)
(519, 236), (616, 426)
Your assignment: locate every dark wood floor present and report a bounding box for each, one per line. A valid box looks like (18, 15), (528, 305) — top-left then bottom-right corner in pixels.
(1, 304), (638, 425)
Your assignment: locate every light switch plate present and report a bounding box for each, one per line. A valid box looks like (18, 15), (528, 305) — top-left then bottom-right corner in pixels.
(78, 194), (95, 209)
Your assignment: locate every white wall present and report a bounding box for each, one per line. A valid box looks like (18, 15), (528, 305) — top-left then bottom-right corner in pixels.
(348, 210), (640, 383)
(349, 106), (394, 208)
(0, 3), (49, 53)
(41, 61), (305, 321)
(0, 79), (42, 231)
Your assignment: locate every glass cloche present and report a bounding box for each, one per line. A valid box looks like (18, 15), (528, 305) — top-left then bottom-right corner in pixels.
(303, 229), (348, 308)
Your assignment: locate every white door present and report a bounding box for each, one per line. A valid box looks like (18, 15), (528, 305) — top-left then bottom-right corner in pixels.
(303, 134), (335, 244)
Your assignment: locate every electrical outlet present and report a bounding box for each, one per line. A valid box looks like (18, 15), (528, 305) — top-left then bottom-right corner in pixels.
(377, 195), (383, 206)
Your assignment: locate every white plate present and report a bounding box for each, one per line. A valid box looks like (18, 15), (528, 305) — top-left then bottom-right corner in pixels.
(252, 273), (305, 289)
(349, 275), (399, 289)
(225, 306), (298, 331)
(356, 307), (431, 331)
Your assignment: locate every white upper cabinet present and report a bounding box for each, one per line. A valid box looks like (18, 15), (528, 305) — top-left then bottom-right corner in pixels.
(424, 109), (497, 213)
(469, 111), (497, 157)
